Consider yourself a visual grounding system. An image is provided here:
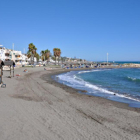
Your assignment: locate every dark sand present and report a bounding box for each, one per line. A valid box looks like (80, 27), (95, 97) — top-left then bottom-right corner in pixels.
(0, 66), (140, 140)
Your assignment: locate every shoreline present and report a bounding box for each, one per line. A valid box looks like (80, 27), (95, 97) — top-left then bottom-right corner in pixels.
(41, 67), (140, 111)
(51, 67), (140, 108)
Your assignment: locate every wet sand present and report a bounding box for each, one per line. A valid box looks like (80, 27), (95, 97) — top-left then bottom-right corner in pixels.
(0, 66), (140, 140)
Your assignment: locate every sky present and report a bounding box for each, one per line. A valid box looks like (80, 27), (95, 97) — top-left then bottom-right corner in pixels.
(0, 0), (140, 61)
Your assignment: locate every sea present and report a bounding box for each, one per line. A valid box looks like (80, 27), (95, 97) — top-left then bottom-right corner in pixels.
(55, 67), (140, 108)
(115, 61), (140, 64)
(96, 61), (140, 64)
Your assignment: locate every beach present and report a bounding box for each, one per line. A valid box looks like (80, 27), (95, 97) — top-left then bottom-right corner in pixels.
(0, 67), (140, 140)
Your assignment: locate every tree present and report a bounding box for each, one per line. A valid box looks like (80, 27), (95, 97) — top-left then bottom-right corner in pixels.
(27, 43), (37, 65)
(27, 53), (31, 59)
(45, 49), (50, 64)
(53, 48), (58, 65)
(40, 50), (45, 61)
(53, 48), (61, 65)
(57, 48), (61, 65)
(40, 49), (50, 64)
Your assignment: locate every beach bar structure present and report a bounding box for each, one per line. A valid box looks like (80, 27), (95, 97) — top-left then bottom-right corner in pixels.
(63, 62), (95, 68)
(0, 60), (15, 84)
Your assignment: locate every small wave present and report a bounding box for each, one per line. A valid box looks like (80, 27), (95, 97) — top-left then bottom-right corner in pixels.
(127, 76), (140, 82)
(78, 69), (112, 74)
(73, 75), (83, 81)
(56, 71), (140, 102)
(85, 83), (140, 102)
(57, 72), (85, 86)
(78, 70), (101, 74)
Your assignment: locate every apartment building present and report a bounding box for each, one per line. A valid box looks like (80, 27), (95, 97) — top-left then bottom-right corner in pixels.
(0, 47), (39, 66)
(0, 47), (12, 61)
(0, 47), (29, 64)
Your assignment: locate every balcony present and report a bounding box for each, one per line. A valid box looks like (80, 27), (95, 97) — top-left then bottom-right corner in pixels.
(5, 53), (10, 56)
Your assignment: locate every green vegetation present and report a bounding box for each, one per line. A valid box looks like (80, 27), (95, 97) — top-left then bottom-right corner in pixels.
(26, 43), (62, 65)
(53, 48), (61, 65)
(27, 43), (39, 63)
(40, 49), (50, 62)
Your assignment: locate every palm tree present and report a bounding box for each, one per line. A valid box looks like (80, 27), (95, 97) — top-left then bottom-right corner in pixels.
(40, 50), (45, 61)
(27, 52), (31, 59)
(53, 48), (61, 65)
(53, 48), (58, 65)
(45, 49), (50, 64)
(28, 43), (37, 65)
(57, 48), (61, 65)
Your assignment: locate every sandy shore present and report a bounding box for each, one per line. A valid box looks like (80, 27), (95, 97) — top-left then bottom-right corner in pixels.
(0, 66), (140, 140)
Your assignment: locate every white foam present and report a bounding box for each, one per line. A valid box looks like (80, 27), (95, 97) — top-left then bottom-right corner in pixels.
(57, 71), (140, 102)
(128, 76), (138, 81)
(86, 82), (140, 102)
(78, 70), (101, 74)
(78, 69), (112, 74)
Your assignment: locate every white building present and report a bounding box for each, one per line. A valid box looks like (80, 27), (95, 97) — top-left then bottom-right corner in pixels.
(0, 46), (39, 66)
(0, 47), (29, 65)
(21, 54), (28, 65)
(13, 50), (22, 63)
(0, 47), (12, 61)
(0, 47), (6, 61)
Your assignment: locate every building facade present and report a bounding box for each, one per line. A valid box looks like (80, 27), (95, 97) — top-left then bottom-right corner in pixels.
(0, 47), (12, 61)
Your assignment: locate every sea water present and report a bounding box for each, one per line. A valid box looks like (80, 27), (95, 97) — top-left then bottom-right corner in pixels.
(55, 68), (140, 108)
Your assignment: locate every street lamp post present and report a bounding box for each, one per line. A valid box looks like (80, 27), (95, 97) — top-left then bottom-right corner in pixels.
(13, 43), (14, 51)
